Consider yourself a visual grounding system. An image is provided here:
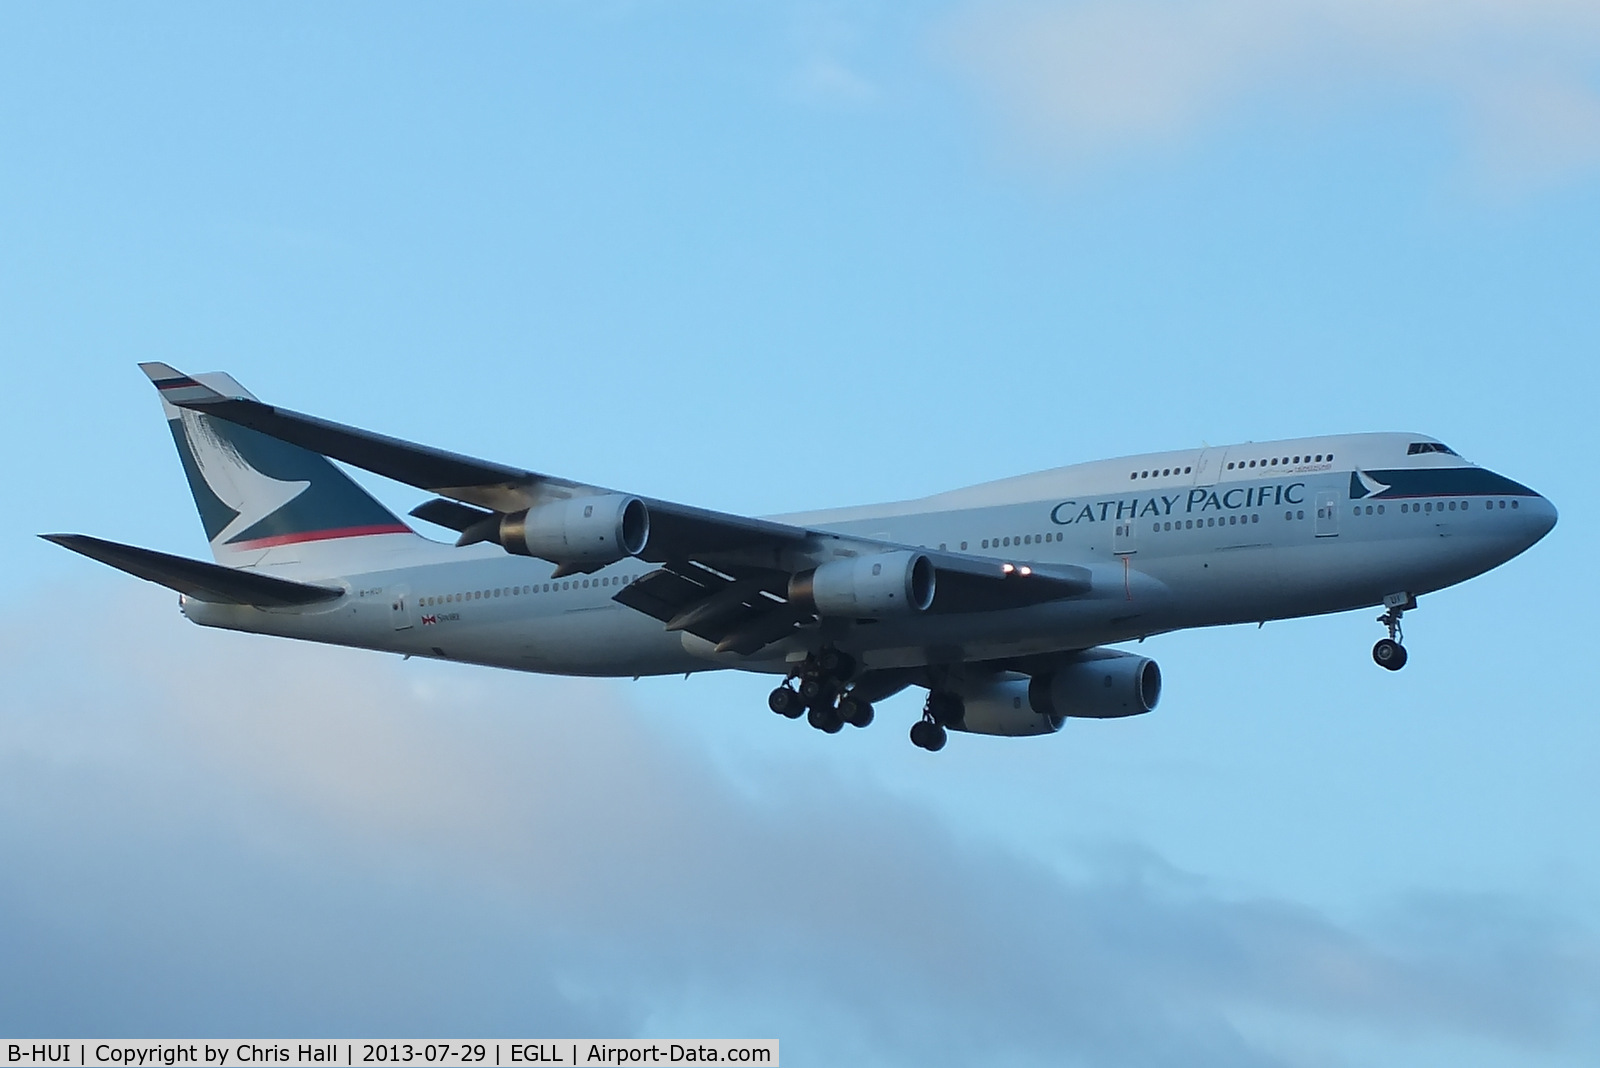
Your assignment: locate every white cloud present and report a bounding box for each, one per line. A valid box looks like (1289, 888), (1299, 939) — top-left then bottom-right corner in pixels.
(940, 0), (1600, 189)
(2, 586), (1598, 1063)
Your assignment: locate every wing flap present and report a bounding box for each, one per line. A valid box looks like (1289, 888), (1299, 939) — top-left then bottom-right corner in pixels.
(615, 562), (805, 653)
(409, 497), (496, 533)
(42, 534), (343, 607)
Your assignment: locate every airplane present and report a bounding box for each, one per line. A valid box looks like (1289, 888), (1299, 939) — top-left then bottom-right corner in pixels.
(44, 364), (1557, 752)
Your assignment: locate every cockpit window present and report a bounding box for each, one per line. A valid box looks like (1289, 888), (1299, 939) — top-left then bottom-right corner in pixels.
(1407, 442), (1459, 456)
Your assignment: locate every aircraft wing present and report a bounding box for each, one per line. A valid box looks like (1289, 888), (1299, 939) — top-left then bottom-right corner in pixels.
(140, 362), (813, 560)
(141, 363), (1091, 652)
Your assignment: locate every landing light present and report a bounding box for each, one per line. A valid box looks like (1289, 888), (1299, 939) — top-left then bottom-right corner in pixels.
(1002, 563), (1015, 573)
(1020, 566), (1033, 576)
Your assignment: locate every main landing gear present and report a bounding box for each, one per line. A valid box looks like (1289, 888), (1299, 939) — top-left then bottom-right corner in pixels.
(910, 691), (964, 752)
(1372, 594), (1416, 671)
(768, 650), (874, 733)
(768, 652), (963, 752)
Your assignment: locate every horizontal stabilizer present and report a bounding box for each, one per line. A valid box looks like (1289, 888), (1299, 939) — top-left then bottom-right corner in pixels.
(41, 534), (344, 607)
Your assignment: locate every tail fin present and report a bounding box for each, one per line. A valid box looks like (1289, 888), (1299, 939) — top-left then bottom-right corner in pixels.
(142, 363), (417, 568)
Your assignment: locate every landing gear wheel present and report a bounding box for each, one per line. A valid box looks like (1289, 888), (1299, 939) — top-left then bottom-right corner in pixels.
(799, 676), (827, 702)
(909, 720), (948, 751)
(1372, 638), (1408, 671)
(769, 686), (804, 718)
(808, 704), (843, 733)
(837, 695), (874, 729)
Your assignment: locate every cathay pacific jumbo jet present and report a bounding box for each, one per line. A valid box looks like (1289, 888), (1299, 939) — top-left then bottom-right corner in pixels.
(45, 364), (1557, 751)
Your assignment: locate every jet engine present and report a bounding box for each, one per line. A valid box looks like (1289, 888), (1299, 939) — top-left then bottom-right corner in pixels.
(1027, 650), (1161, 720)
(949, 676), (1063, 737)
(498, 494), (649, 566)
(788, 550), (936, 618)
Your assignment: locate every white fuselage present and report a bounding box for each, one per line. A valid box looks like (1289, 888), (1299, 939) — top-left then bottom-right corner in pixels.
(181, 432), (1557, 677)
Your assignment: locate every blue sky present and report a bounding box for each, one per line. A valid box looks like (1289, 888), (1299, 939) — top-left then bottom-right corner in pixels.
(2, 3), (1598, 1065)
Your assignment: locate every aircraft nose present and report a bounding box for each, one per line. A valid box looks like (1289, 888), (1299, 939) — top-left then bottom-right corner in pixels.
(1529, 493), (1558, 541)
(1504, 487), (1558, 553)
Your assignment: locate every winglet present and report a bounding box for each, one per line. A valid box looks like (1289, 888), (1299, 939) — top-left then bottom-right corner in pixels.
(138, 362), (232, 407)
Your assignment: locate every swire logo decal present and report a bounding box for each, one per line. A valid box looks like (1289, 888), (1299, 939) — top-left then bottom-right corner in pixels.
(421, 615), (437, 625)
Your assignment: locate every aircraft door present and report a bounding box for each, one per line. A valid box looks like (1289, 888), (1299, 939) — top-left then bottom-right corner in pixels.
(1192, 448), (1228, 487)
(1113, 518), (1137, 555)
(1314, 491), (1340, 537)
(390, 586), (414, 630)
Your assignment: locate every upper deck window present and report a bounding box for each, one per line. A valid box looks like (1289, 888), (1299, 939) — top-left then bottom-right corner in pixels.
(1408, 442), (1459, 456)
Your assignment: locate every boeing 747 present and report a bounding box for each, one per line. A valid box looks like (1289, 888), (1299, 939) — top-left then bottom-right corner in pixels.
(44, 365), (1557, 751)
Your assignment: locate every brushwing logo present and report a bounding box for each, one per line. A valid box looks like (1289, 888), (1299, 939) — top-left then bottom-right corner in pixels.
(180, 409), (311, 544)
(1350, 470), (1393, 500)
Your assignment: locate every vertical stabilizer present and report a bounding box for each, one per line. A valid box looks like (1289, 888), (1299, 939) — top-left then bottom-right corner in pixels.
(142, 363), (419, 569)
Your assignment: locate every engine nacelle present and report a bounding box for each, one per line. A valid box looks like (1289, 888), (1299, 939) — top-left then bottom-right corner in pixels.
(949, 676), (1063, 737)
(499, 494), (649, 566)
(788, 550), (935, 618)
(1027, 651), (1161, 720)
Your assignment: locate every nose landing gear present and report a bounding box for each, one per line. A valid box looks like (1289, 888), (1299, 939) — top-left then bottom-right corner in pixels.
(1372, 594), (1415, 671)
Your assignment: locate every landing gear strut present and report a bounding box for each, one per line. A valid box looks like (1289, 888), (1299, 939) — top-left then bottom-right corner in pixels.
(769, 650), (873, 732)
(1372, 595), (1414, 671)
